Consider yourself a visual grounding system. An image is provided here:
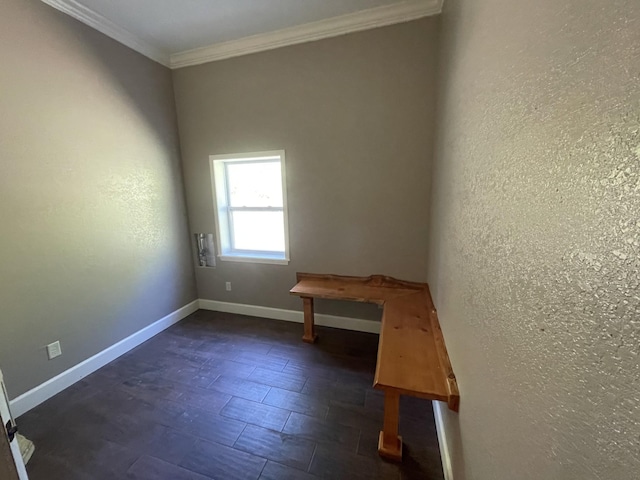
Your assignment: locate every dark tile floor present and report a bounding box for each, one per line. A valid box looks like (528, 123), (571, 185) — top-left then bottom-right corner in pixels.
(18, 310), (444, 479)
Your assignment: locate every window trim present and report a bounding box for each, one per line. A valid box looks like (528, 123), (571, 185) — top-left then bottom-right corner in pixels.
(209, 150), (290, 265)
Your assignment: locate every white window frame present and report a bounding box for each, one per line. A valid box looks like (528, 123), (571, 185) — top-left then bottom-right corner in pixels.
(209, 150), (290, 265)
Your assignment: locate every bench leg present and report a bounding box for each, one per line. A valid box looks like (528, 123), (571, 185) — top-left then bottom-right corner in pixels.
(302, 297), (318, 344)
(378, 390), (402, 461)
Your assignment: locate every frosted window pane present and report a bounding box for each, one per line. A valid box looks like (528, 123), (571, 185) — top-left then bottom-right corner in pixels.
(232, 211), (285, 252)
(227, 161), (283, 207)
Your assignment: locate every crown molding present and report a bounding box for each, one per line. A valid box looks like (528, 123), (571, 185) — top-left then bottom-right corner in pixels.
(40, 0), (170, 67)
(170, 0), (443, 69)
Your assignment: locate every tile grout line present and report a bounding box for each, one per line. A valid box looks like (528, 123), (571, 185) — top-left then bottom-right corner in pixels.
(231, 421), (249, 448)
(255, 457), (268, 480)
(280, 408), (293, 433)
(306, 443), (319, 474)
(260, 386), (272, 403)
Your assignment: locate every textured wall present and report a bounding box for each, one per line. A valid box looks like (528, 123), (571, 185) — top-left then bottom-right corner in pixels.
(428, 0), (640, 478)
(173, 19), (439, 320)
(0, 0), (196, 397)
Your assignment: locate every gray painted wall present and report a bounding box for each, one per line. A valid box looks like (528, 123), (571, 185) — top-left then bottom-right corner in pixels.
(0, 0), (197, 398)
(173, 18), (439, 320)
(428, 0), (640, 478)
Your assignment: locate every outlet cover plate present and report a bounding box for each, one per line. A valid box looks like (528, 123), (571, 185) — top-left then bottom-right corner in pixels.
(47, 341), (62, 360)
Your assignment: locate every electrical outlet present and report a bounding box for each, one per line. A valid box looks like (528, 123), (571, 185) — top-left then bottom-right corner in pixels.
(225, 282), (232, 291)
(47, 341), (62, 360)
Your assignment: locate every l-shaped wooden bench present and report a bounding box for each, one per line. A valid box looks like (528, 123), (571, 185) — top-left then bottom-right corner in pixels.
(290, 273), (459, 461)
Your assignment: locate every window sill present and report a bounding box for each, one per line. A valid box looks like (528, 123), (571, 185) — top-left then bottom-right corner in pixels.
(218, 254), (289, 266)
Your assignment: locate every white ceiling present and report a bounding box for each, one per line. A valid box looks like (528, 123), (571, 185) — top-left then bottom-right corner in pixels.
(42, 0), (442, 68)
(78, 0), (413, 52)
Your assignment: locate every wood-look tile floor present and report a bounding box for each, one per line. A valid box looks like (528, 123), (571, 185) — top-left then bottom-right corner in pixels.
(18, 310), (444, 480)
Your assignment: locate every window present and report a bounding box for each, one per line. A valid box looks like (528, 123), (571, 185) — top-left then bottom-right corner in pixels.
(209, 150), (290, 264)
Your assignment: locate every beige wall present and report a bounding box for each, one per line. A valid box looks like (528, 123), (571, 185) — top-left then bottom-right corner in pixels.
(428, 0), (640, 478)
(173, 18), (439, 320)
(0, 0), (196, 398)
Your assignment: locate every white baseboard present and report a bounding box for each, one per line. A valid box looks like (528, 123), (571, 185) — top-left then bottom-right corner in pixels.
(198, 299), (381, 335)
(433, 400), (454, 480)
(9, 300), (199, 417)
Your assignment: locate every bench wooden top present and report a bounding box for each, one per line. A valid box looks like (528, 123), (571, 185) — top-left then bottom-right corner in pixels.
(290, 273), (427, 304)
(290, 273), (459, 411)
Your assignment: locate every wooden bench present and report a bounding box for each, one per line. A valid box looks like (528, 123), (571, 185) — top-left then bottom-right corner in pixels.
(290, 273), (459, 461)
